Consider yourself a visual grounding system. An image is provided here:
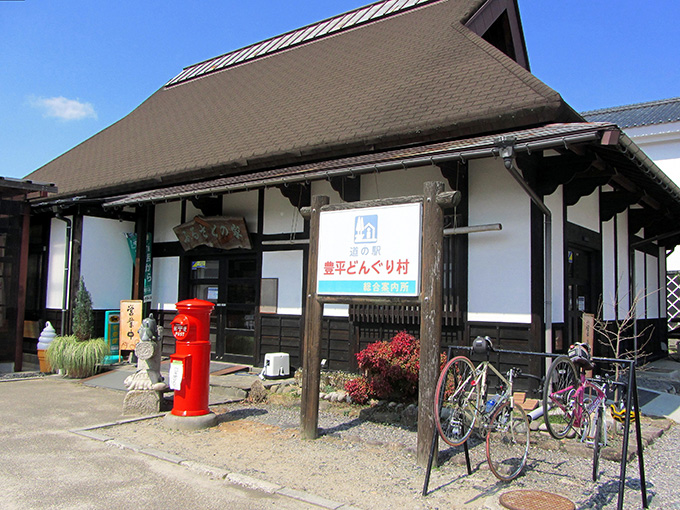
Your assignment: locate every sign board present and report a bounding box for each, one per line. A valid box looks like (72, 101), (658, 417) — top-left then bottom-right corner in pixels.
(173, 216), (251, 252)
(582, 312), (595, 346)
(316, 202), (422, 296)
(120, 300), (143, 351)
(104, 311), (120, 355)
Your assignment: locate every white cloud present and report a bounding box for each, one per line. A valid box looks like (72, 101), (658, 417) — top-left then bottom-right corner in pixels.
(29, 96), (97, 121)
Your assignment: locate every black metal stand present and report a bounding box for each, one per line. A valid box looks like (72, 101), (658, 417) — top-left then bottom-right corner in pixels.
(422, 346), (647, 510)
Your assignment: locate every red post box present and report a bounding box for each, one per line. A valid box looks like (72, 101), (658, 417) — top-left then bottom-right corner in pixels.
(168, 299), (215, 418)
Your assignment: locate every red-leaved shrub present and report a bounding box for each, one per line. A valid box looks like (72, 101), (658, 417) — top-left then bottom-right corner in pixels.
(345, 331), (423, 404)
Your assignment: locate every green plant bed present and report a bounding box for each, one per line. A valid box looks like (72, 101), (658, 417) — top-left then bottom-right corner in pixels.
(46, 336), (110, 379)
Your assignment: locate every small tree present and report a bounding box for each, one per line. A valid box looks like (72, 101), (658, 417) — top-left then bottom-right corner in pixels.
(72, 277), (94, 341)
(594, 290), (654, 405)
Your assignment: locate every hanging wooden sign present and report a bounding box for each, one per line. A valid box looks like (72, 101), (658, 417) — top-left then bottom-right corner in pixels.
(173, 216), (251, 251)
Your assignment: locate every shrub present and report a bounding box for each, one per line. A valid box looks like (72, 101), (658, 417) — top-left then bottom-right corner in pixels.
(345, 331), (423, 404)
(72, 277), (94, 341)
(46, 335), (109, 379)
(345, 331), (450, 404)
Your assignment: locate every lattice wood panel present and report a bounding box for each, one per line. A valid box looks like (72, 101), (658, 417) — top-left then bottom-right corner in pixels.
(667, 272), (680, 335)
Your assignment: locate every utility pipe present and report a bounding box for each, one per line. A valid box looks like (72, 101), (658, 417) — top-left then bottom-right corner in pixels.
(496, 137), (553, 357)
(444, 223), (502, 236)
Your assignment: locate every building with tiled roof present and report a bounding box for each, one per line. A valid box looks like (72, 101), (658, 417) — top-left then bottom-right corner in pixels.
(10, 0), (680, 409)
(584, 97), (680, 266)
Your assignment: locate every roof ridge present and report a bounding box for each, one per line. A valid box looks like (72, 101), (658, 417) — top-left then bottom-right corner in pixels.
(165, 0), (440, 88)
(582, 96), (680, 116)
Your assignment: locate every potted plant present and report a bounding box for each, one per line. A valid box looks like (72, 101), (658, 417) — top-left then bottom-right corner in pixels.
(46, 278), (109, 378)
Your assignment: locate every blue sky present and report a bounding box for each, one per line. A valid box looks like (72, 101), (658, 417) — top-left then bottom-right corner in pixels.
(1, 0), (678, 179)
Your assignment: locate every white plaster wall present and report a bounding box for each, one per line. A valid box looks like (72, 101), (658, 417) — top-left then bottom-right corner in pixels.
(185, 200), (202, 222)
(646, 252), (660, 319)
(468, 158), (531, 323)
(360, 165), (451, 199)
(154, 202), (182, 243)
(263, 188), (303, 235)
(567, 190), (600, 233)
(311, 180), (343, 205)
(151, 257), (180, 311)
(545, 186), (564, 323)
(616, 211), (631, 316)
(602, 218), (617, 321)
(223, 190), (259, 233)
(667, 248), (680, 272)
(46, 218), (69, 309)
(659, 246), (668, 318)
(262, 251), (303, 315)
(635, 250), (646, 319)
(626, 122), (680, 183)
(80, 217), (135, 309)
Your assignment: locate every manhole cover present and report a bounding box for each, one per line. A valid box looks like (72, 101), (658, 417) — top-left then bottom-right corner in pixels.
(499, 490), (574, 510)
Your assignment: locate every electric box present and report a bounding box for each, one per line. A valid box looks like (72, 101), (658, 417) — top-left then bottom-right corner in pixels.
(262, 352), (290, 379)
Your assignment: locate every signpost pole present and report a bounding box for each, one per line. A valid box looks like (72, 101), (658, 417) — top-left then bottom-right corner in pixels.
(301, 195), (329, 439)
(417, 181), (444, 467)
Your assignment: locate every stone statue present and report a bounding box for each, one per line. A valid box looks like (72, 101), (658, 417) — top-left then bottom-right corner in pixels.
(123, 314), (169, 415)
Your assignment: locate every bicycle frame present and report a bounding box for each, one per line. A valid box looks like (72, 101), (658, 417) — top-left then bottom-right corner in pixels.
(548, 371), (608, 445)
(470, 360), (515, 428)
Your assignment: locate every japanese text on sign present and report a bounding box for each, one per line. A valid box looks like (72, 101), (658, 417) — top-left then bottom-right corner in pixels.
(316, 203), (422, 296)
(119, 300), (143, 351)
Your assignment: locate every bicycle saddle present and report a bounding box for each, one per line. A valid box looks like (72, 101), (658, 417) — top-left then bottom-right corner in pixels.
(568, 342), (594, 370)
(472, 336), (493, 355)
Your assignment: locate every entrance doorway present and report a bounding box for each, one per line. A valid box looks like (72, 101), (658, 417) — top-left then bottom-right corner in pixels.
(566, 246), (600, 347)
(189, 255), (259, 363)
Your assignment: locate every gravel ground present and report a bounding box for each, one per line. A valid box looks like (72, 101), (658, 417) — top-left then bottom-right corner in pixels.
(99, 395), (679, 510)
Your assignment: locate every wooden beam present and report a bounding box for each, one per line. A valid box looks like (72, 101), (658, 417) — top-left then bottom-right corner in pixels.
(329, 175), (360, 202)
(300, 194), (329, 440)
(13, 202), (30, 372)
(417, 181), (444, 467)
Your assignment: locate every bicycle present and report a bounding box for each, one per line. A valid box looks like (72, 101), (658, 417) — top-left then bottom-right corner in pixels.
(434, 336), (530, 481)
(542, 343), (613, 481)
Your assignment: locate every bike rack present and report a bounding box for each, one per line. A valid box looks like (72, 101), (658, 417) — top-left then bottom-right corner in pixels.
(422, 345), (647, 510)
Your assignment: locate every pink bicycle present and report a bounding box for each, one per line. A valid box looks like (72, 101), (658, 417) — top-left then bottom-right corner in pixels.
(542, 343), (610, 481)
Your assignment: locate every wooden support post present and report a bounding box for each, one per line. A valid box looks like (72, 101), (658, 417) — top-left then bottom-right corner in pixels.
(300, 194), (329, 439)
(14, 202), (31, 372)
(417, 181), (444, 467)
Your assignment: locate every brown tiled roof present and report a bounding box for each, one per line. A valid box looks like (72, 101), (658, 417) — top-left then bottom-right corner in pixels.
(26, 0), (579, 200)
(101, 123), (618, 208)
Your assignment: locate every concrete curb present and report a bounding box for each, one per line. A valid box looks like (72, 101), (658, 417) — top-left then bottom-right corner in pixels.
(70, 416), (363, 510)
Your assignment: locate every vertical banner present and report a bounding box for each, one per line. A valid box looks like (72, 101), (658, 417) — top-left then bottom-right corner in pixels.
(125, 233), (153, 303)
(144, 232), (152, 303)
(120, 300), (143, 351)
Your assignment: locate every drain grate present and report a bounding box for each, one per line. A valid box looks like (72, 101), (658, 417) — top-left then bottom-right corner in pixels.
(499, 490), (574, 510)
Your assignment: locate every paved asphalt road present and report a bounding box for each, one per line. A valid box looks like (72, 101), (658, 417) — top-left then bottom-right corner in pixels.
(0, 377), (316, 510)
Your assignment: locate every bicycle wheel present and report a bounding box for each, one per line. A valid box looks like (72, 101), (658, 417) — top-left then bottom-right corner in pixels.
(543, 355), (579, 439)
(434, 356), (479, 446)
(592, 405), (605, 481)
(486, 400), (530, 481)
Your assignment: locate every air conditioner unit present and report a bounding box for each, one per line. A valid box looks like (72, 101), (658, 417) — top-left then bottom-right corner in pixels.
(260, 352), (290, 379)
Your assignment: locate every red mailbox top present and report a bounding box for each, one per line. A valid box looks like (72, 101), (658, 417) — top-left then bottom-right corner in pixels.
(175, 299), (215, 314)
